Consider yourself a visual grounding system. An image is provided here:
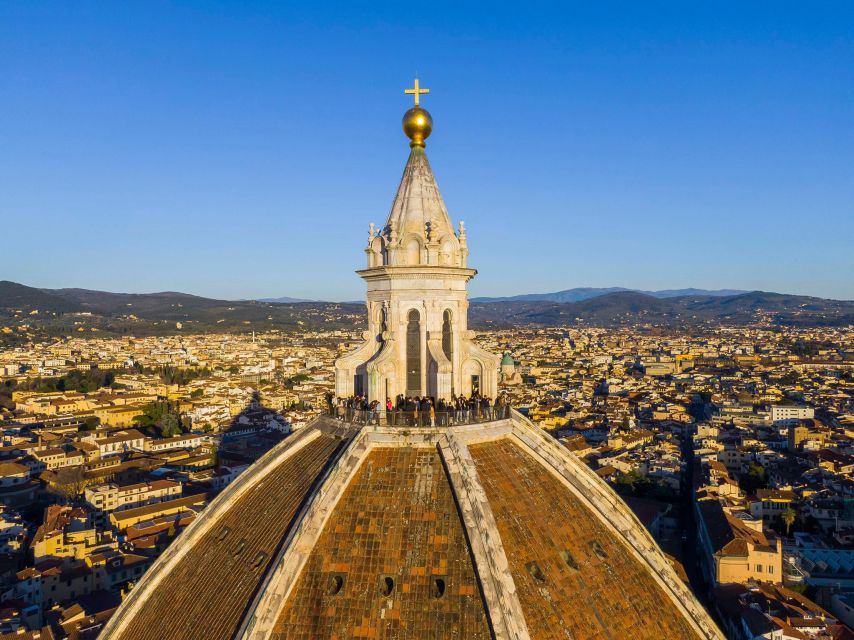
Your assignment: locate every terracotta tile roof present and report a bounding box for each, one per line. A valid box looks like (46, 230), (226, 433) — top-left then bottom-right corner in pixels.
(0, 462), (28, 477)
(755, 488), (797, 501)
(623, 495), (671, 529)
(469, 439), (701, 639)
(724, 512), (776, 553)
(595, 464), (619, 478)
(94, 430), (145, 446)
(0, 629), (54, 640)
(272, 447), (490, 639)
(697, 500), (736, 554)
(112, 432), (342, 640)
(109, 494), (207, 524)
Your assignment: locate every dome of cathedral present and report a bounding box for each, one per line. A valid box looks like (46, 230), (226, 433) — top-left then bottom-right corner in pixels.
(402, 106), (432, 147)
(100, 415), (722, 640)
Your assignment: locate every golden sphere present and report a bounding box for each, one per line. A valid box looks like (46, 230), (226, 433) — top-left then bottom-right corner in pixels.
(402, 106), (433, 147)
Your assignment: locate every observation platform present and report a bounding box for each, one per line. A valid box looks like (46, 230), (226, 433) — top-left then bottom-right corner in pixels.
(327, 405), (512, 427)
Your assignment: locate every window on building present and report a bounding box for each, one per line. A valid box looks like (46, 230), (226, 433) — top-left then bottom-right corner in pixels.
(433, 577), (446, 598)
(380, 576), (395, 597)
(327, 574), (345, 596)
(442, 309), (453, 365)
(406, 309), (421, 396)
(526, 561), (546, 582)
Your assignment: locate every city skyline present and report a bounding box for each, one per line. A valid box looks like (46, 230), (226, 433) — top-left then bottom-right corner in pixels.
(2, 2), (853, 301)
(1, 5), (853, 638)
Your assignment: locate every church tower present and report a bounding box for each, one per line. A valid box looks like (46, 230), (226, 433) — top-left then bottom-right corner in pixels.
(335, 80), (500, 402)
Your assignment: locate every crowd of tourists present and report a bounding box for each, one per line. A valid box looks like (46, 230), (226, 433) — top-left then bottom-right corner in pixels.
(324, 392), (511, 426)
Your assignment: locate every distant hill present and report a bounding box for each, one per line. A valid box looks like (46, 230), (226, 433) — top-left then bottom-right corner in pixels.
(472, 287), (748, 303)
(1, 281), (851, 336)
(0, 281), (363, 336)
(49, 287), (228, 316)
(0, 281), (83, 315)
(469, 290), (854, 328)
(258, 296), (314, 304)
(652, 288), (748, 298)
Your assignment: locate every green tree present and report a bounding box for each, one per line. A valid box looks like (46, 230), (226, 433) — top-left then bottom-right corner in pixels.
(160, 413), (182, 437)
(285, 373), (310, 389)
(133, 402), (183, 437)
(740, 462), (768, 493)
(24, 369), (119, 394)
(613, 470), (653, 496)
(0, 380), (16, 411)
(781, 508), (797, 535)
(133, 402), (168, 428)
(51, 466), (91, 503)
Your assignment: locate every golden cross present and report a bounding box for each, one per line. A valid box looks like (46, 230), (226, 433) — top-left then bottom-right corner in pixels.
(404, 78), (430, 107)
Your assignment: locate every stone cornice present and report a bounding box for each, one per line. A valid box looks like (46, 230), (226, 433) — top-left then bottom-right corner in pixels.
(357, 265), (477, 282)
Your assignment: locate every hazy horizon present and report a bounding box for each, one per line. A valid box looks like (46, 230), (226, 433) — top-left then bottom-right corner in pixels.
(7, 278), (854, 303)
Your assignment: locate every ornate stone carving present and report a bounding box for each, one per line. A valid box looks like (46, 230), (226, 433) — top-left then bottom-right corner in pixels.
(335, 112), (499, 400)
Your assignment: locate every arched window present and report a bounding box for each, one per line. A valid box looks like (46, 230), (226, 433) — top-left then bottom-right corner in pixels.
(406, 238), (421, 265)
(406, 309), (421, 396)
(442, 309), (453, 365)
(369, 237), (383, 268)
(440, 238), (456, 265)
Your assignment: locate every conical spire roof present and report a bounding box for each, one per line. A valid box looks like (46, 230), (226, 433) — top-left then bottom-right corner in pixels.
(385, 146), (456, 243)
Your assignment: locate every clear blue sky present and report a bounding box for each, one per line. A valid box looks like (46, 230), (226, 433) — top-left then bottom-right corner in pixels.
(1, 2), (852, 301)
